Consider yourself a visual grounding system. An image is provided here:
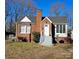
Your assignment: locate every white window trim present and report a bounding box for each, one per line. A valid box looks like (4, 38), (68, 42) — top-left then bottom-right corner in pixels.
(56, 24), (59, 33)
(20, 25), (31, 34)
(55, 25), (57, 34)
(27, 26), (31, 34)
(65, 24), (67, 34)
(55, 24), (67, 37)
(55, 24), (67, 34)
(59, 24), (60, 33)
(20, 25), (27, 34)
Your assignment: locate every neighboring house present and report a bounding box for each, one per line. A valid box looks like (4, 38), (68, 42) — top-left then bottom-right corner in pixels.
(16, 10), (67, 43)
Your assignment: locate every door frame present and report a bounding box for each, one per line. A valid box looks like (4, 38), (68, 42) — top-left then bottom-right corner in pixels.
(44, 24), (49, 36)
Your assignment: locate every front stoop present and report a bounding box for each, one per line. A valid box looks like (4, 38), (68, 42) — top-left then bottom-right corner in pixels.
(39, 36), (53, 47)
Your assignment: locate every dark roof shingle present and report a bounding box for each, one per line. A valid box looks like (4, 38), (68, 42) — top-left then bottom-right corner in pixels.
(48, 16), (67, 23)
(17, 16), (67, 24)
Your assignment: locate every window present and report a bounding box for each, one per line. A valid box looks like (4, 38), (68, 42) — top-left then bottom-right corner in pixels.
(20, 25), (27, 34)
(60, 25), (62, 33)
(63, 25), (65, 33)
(45, 24), (48, 27)
(20, 25), (31, 34)
(56, 24), (66, 33)
(27, 26), (31, 34)
(56, 25), (59, 33)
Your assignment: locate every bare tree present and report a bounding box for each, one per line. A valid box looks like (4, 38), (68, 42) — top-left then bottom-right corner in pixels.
(49, 0), (73, 30)
(5, 0), (12, 32)
(49, 0), (61, 16)
(5, 0), (38, 33)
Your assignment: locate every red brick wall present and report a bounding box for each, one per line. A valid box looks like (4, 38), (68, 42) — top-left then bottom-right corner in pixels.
(16, 10), (42, 42)
(16, 23), (32, 42)
(35, 10), (42, 32)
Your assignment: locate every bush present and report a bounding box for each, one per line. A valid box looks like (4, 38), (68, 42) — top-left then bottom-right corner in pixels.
(65, 37), (73, 44)
(32, 32), (40, 43)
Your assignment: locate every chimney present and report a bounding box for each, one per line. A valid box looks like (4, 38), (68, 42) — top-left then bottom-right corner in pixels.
(35, 9), (42, 32)
(36, 10), (42, 24)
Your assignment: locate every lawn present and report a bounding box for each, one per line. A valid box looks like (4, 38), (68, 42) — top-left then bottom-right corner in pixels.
(5, 40), (73, 59)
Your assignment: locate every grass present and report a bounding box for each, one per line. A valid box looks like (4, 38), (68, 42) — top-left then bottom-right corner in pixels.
(5, 40), (73, 59)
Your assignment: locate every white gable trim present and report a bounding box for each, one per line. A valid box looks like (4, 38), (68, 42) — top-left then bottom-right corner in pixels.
(20, 16), (31, 22)
(42, 17), (52, 23)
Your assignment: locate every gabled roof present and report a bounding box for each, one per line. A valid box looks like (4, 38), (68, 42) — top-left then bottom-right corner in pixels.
(17, 16), (67, 24)
(48, 16), (67, 24)
(20, 16), (31, 22)
(42, 17), (45, 20)
(27, 16), (36, 23)
(42, 17), (52, 23)
(17, 16), (35, 23)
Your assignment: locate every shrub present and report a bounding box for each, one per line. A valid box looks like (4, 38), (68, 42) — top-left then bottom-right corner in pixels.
(32, 32), (40, 43)
(65, 37), (73, 44)
(59, 40), (64, 43)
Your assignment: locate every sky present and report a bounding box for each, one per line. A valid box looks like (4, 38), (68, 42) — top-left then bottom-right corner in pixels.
(34, 0), (73, 16)
(6, 0), (73, 17)
(6, 0), (73, 16)
(34, 0), (73, 29)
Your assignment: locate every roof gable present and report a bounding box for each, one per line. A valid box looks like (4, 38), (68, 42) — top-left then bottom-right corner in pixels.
(42, 17), (52, 23)
(20, 16), (31, 22)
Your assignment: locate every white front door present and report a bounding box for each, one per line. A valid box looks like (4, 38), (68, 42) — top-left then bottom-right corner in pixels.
(44, 24), (49, 36)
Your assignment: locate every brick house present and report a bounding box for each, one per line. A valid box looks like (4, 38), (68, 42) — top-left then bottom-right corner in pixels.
(16, 10), (67, 43)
